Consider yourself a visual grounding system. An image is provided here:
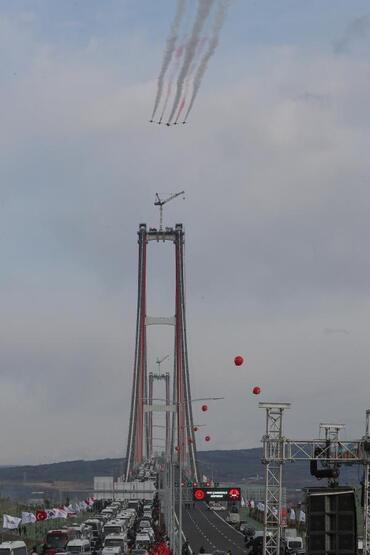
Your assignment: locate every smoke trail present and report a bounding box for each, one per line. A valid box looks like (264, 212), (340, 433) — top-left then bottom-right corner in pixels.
(175, 37), (208, 123)
(150, 0), (187, 121)
(167, 0), (216, 124)
(184, 0), (230, 121)
(158, 43), (185, 123)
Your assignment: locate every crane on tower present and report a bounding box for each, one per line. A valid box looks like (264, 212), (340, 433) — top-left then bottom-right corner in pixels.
(156, 354), (170, 375)
(154, 191), (185, 231)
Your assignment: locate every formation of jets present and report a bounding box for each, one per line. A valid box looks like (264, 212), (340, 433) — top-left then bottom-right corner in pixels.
(149, 120), (186, 126)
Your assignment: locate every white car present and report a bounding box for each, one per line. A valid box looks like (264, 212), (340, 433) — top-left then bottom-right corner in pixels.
(135, 533), (151, 549)
(139, 520), (151, 530)
(101, 547), (123, 555)
(211, 503), (226, 511)
(66, 539), (92, 555)
(0, 541), (28, 555)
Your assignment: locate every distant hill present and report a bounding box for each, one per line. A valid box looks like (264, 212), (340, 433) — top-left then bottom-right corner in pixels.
(0, 449), (361, 488)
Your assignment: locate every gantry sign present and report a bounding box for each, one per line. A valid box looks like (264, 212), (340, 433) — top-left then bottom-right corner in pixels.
(192, 487), (241, 502)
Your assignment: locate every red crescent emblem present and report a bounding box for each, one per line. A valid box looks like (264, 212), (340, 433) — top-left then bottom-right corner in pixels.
(228, 488), (241, 500)
(194, 489), (206, 500)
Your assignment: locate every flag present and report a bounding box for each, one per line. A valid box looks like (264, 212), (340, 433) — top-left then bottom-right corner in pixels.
(36, 510), (47, 522)
(290, 508), (296, 521)
(21, 512), (36, 524)
(55, 509), (68, 519)
(299, 510), (306, 523)
(241, 496), (246, 508)
(3, 514), (21, 529)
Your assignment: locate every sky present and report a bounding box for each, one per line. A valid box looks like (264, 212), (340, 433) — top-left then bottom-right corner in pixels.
(1, 0), (370, 465)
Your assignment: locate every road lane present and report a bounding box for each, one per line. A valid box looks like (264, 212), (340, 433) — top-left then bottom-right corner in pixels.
(182, 503), (247, 554)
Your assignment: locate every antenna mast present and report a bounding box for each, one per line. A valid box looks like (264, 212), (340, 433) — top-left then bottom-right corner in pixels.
(154, 191), (185, 230)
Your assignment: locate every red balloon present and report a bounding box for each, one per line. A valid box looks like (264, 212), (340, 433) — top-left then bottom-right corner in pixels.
(252, 386), (261, 395)
(193, 426), (199, 432)
(201, 404), (208, 412)
(205, 435), (211, 442)
(234, 355), (244, 366)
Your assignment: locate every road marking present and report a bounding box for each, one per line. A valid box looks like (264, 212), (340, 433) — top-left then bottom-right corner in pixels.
(212, 509), (246, 536)
(197, 506), (247, 554)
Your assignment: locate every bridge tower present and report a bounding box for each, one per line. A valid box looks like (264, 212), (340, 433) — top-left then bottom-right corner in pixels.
(125, 223), (199, 482)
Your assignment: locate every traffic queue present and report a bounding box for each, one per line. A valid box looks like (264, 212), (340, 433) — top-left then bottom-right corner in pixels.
(0, 496), (165, 555)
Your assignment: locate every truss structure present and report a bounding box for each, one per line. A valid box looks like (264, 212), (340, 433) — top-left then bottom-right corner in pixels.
(259, 403), (370, 555)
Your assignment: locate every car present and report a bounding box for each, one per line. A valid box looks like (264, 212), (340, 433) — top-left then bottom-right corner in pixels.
(66, 539), (92, 555)
(138, 520), (151, 530)
(0, 541), (28, 555)
(101, 547), (123, 555)
(135, 534), (151, 550)
(210, 503), (226, 511)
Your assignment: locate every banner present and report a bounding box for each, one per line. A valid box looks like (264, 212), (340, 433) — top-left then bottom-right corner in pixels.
(3, 514), (21, 529)
(21, 512), (37, 524)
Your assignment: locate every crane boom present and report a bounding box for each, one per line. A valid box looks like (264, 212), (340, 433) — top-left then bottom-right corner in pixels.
(154, 191), (185, 230)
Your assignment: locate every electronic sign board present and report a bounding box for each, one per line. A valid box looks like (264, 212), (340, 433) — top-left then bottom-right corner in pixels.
(192, 487), (241, 502)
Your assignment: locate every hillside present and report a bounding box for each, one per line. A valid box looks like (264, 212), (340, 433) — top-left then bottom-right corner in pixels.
(0, 448), (361, 489)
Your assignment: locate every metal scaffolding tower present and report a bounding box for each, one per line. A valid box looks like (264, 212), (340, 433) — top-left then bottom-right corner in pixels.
(259, 403), (370, 555)
(260, 403), (290, 555)
(125, 223), (199, 482)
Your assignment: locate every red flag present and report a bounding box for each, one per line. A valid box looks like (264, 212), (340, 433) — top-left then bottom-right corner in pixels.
(36, 510), (47, 521)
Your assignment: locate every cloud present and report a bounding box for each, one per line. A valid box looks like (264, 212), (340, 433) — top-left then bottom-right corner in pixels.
(0, 11), (370, 464)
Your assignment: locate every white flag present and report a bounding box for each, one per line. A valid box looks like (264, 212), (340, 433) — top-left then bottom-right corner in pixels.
(57, 509), (68, 519)
(21, 512), (36, 524)
(241, 497), (246, 507)
(3, 514), (21, 529)
(289, 508), (296, 521)
(299, 510), (306, 523)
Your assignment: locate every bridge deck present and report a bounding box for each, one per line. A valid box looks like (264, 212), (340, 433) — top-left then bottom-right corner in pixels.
(182, 503), (248, 554)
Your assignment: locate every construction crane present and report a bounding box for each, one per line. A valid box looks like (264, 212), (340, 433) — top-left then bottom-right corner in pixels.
(156, 354), (170, 375)
(154, 191), (185, 231)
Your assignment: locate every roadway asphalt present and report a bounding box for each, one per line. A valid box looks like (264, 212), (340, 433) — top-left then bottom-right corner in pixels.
(181, 503), (248, 554)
